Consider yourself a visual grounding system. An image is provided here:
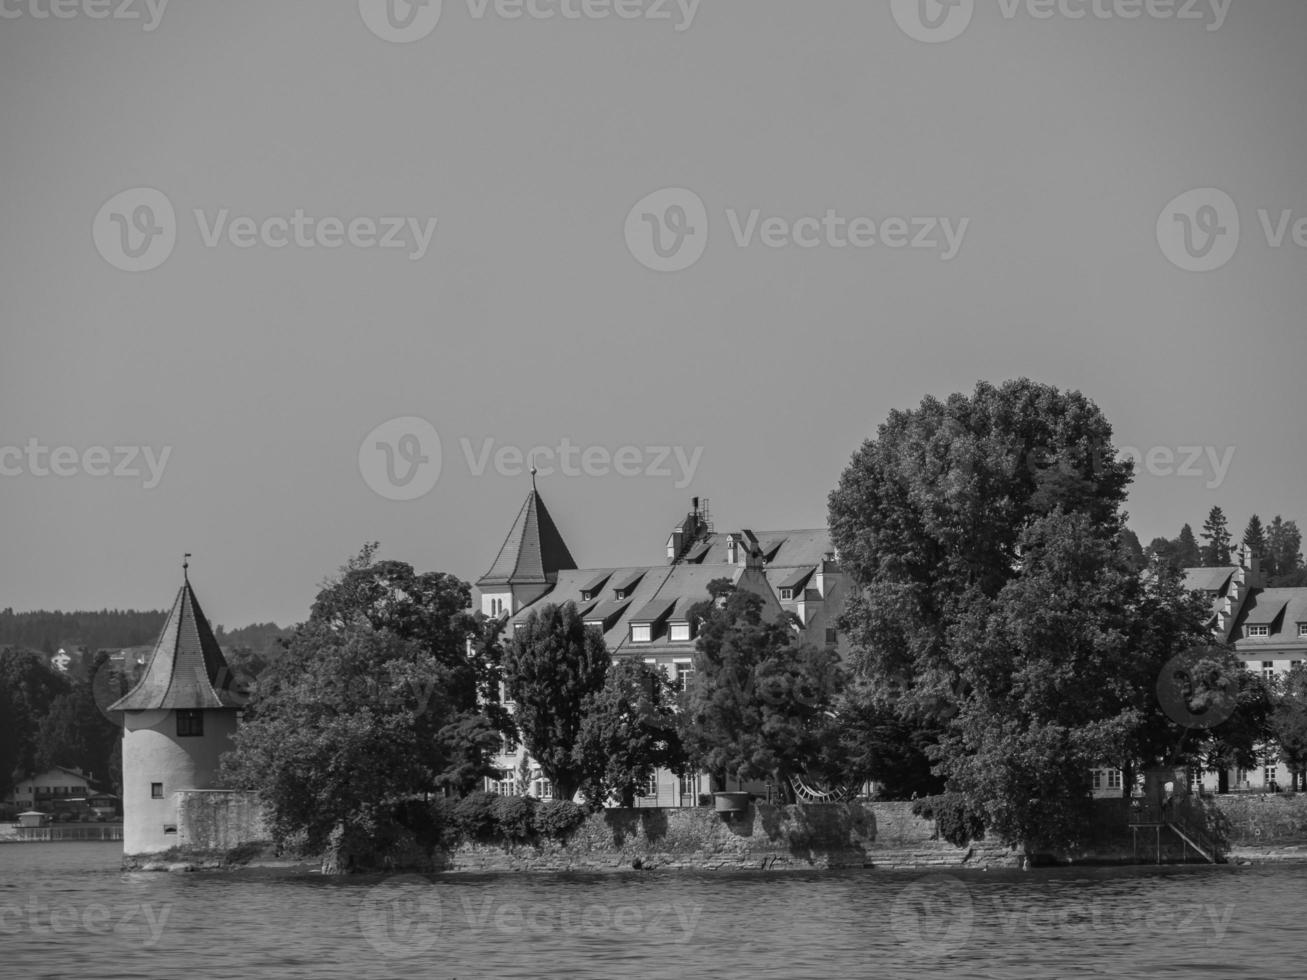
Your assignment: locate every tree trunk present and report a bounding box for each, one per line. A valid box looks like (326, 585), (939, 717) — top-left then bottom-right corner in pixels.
(1217, 768), (1229, 794)
(620, 787), (635, 808)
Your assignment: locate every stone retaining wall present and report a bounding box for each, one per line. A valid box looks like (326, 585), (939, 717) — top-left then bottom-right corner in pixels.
(437, 801), (1017, 873)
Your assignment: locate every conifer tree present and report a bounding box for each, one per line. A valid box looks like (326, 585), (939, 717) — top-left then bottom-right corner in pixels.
(1200, 507), (1232, 566)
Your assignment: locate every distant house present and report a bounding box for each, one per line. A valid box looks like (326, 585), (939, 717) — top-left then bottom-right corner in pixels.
(49, 648), (73, 673)
(4, 765), (94, 812)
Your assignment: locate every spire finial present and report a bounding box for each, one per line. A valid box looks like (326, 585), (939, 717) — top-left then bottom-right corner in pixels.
(183, 552), (191, 582)
(530, 454), (538, 491)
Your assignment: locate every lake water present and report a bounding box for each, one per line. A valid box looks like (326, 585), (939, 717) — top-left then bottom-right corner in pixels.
(0, 843), (1302, 979)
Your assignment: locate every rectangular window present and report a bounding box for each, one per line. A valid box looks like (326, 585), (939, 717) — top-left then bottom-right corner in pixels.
(675, 662), (694, 693)
(1092, 771), (1103, 790)
(631, 624), (652, 643)
(1247, 626), (1270, 638)
(644, 774), (659, 798)
(779, 588), (794, 601)
(501, 735), (517, 755)
(669, 622), (691, 642)
(176, 710), (204, 737)
(150, 783), (163, 799)
(679, 772), (696, 800)
(825, 628), (838, 646)
(1299, 624), (1307, 638)
(1107, 770), (1122, 790)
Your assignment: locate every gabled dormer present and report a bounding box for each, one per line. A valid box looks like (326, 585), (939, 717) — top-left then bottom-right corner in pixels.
(611, 570), (645, 600)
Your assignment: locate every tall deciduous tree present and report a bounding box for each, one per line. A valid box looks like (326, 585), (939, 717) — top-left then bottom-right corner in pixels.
(679, 585), (845, 802)
(576, 659), (686, 807)
(1201, 507), (1232, 566)
(827, 380), (1208, 848)
(1272, 665), (1307, 792)
(503, 602), (610, 804)
(222, 546), (504, 856)
(222, 619), (484, 854)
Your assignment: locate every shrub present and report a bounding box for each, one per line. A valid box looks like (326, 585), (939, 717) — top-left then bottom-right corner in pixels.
(912, 792), (986, 847)
(426, 795), (463, 849)
(533, 799), (587, 839)
(452, 791), (498, 841)
(490, 795), (538, 842)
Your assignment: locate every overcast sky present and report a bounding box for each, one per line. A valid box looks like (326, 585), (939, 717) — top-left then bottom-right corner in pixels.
(2, 0), (1305, 628)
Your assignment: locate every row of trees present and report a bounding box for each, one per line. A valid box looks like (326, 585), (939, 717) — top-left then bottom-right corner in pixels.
(223, 378), (1307, 857)
(221, 546), (855, 853)
(0, 648), (127, 797)
(1133, 508), (1305, 584)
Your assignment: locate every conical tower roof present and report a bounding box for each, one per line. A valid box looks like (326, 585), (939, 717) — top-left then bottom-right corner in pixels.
(109, 573), (242, 711)
(477, 481), (577, 588)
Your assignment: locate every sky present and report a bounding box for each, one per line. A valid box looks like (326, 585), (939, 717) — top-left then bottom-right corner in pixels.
(2, 0), (1305, 629)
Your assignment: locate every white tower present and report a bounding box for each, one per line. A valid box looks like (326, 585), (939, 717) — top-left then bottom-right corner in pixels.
(110, 560), (241, 856)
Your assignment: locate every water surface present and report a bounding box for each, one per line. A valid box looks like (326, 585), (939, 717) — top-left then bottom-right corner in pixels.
(0, 843), (1300, 979)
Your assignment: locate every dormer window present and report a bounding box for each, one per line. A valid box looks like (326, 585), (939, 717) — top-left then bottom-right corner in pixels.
(1299, 623), (1307, 638)
(579, 572), (613, 602)
(629, 596), (675, 644)
(1247, 625), (1270, 638)
(669, 621), (692, 642)
(779, 588), (794, 601)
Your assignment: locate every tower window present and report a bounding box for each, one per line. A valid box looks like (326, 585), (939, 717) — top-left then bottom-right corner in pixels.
(176, 710), (204, 737)
(151, 783), (163, 799)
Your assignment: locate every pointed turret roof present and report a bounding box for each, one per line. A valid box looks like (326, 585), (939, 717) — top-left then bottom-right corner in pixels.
(477, 480), (577, 588)
(109, 573), (242, 712)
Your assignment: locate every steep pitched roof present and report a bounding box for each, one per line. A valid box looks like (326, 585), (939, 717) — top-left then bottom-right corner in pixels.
(477, 486), (577, 588)
(109, 577), (242, 712)
(1183, 566), (1237, 594)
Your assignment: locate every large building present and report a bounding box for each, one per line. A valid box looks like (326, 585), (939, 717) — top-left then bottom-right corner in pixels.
(477, 481), (849, 805)
(109, 566), (243, 854)
(1182, 544), (1307, 792)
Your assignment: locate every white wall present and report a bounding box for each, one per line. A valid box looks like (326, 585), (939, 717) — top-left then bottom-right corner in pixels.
(121, 709), (238, 854)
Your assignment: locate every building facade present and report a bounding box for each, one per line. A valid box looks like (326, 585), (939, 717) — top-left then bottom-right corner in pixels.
(477, 485), (850, 806)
